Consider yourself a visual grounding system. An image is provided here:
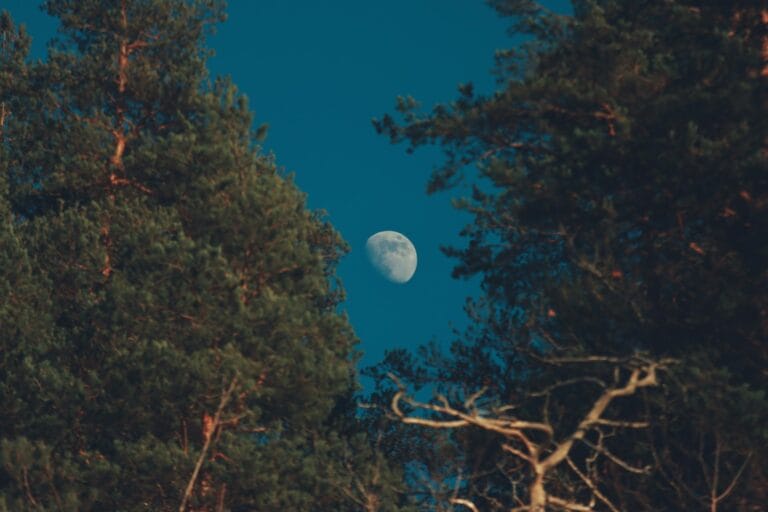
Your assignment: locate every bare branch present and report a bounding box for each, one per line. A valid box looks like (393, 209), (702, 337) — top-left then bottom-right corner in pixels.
(592, 418), (649, 429)
(564, 456), (621, 512)
(502, 442), (536, 465)
(578, 437), (651, 474)
(390, 357), (668, 510)
(464, 386), (488, 411)
(450, 497), (480, 512)
(547, 495), (594, 511)
(391, 390), (468, 429)
(179, 376), (238, 512)
(533, 354), (630, 366)
(540, 362), (663, 473)
(392, 389), (553, 436)
(715, 452), (752, 506)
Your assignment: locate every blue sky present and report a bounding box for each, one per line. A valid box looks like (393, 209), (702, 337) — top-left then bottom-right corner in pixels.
(5, 1), (518, 378)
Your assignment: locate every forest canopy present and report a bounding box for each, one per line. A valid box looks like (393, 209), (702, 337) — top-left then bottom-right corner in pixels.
(1, 1), (767, 511)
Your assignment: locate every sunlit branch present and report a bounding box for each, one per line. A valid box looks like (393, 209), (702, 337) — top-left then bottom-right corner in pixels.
(390, 357), (670, 510)
(450, 497), (480, 512)
(566, 456), (620, 512)
(179, 376), (239, 512)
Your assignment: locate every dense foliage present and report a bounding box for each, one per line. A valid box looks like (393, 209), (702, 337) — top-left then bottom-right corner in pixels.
(0, 1), (408, 510)
(372, 1), (767, 510)
(3, 0), (766, 510)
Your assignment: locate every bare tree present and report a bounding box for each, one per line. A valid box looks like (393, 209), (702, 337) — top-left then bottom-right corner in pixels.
(389, 355), (674, 511)
(652, 417), (754, 512)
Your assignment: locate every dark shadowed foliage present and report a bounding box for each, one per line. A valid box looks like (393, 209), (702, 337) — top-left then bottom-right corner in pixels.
(368, 1), (767, 510)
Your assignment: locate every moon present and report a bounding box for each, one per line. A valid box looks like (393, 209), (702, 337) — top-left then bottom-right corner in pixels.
(365, 231), (417, 284)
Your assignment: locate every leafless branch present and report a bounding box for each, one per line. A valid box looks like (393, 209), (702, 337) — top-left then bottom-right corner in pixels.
(450, 497), (480, 512)
(714, 451), (752, 507)
(546, 495), (593, 511)
(566, 456), (620, 512)
(179, 376), (238, 512)
(390, 357), (670, 510)
(578, 437), (651, 474)
(392, 388), (554, 436)
(464, 386), (489, 411)
(592, 418), (648, 428)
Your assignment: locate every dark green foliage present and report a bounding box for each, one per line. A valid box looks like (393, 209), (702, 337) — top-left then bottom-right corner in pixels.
(1, 2), (408, 510)
(373, 1), (767, 509)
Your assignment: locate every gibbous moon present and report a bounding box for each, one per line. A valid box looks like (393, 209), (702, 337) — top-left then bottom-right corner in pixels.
(365, 231), (417, 284)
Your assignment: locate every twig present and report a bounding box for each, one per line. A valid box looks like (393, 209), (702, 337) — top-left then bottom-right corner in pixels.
(547, 495), (594, 511)
(565, 456), (619, 512)
(578, 437), (651, 474)
(710, 448), (752, 511)
(450, 497), (480, 512)
(22, 466), (38, 507)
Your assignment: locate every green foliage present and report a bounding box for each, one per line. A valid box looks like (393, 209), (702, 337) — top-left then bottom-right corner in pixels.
(1, 2), (408, 510)
(373, 0), (767, 509)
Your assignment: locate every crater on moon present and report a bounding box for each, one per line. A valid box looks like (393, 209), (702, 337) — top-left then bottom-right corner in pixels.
(365, 231), (417, 284)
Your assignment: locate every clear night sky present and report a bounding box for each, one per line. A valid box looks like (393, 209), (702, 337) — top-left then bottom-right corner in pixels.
(3, 1), (539, 379)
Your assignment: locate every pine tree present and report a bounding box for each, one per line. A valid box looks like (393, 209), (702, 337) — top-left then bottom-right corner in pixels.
(373, 1), (767, 510)
(0, 14), (83, 511)
(1, 2), (407, 510)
